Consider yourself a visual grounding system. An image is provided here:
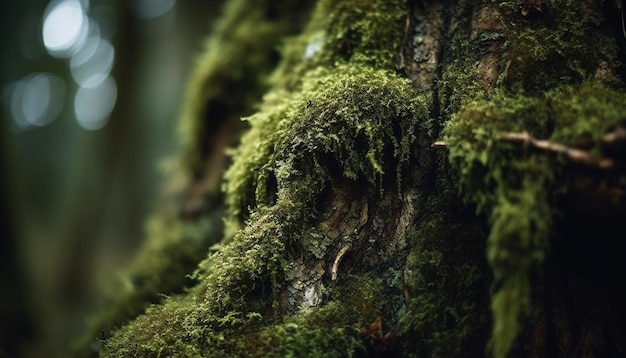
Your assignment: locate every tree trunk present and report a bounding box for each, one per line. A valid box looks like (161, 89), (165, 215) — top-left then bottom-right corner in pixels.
(75, 0), (626, 357)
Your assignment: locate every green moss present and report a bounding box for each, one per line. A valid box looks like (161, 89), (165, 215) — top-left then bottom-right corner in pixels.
(494, 0), (618, 93)
(548, 83), (626, 145)
(443, 82), (626, 358)
(178, 0), (407, 179)
(72, 209), (224, 356)
(436, 2), (491, 118)
(103, 60), (427, 357)
(103, 274), (387, 357)
(96, 0), (424, 354)
(242, 274), (385, 358)
(203, 64), (427, 316)
(314, 0), (407, 68)
(400, 193), (490, 357)
(270, 0), (407, 90)
(222, 64), (428, 236)
(178, 0), (314, 179)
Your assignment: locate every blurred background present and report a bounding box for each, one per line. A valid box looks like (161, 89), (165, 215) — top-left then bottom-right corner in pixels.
(0, 1), (217, 356)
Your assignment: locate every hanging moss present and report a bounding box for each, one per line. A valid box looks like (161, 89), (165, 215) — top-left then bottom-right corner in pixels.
(443, 82), (626, 358)
(221, 64), (428, 236)
(102, 64), (427, 355)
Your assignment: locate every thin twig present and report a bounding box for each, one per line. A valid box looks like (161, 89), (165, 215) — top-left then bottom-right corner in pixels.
(331, 245), (351, 281)
(431, 131), (616, 170)
(499, 131), (615, 169)
(602, 125), (626, 145)
(431, 141), (447, 148)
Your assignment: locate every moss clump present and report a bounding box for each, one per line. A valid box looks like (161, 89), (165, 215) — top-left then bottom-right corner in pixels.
(239, 274), (386, 357)
(103, 62), (427, 356)
(102, 274), (386, 357)
(443, 82), (626, 358)
(270, 0), (408, 90)
(97, 0), (425, 355)
(204, 63), (427, 312)
(221, 64), (428, 236)
(494, 0), (618, 93)
(179, 0), (407, 179)
(313, 0), (407, 68)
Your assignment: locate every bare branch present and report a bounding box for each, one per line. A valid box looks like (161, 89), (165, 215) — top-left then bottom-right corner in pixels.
(602, 125), (626, 145)
(431, 131), (617, 170)
(431, 141), (447, 148)
(499, 131), (615, 169)
(331, 245), (351, 281)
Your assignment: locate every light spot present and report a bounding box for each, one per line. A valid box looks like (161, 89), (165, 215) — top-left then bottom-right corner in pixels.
(70, 34), (115, 88)
(304, 35), (324, 61)
(74, 76), (116, 130)
(6, 73), (66, 129)
(42, 0), (89, 58)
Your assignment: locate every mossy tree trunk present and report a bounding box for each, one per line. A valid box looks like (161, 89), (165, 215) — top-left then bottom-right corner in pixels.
(76, 1), (626, 357)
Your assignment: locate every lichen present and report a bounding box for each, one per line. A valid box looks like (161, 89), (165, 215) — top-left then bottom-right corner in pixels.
(443, 82), (626, 358)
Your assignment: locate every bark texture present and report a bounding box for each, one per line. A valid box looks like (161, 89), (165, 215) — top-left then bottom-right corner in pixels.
(75, 0), (626, 357)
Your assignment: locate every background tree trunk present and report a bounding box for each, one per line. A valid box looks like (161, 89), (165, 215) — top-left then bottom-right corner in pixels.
(76, 1), (626, 357)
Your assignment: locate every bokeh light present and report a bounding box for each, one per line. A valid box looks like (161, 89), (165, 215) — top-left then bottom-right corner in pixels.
(74, 75), (117, 130)
(42, 0), (89, 58)
(1, 0), (205, 356)
(6, 73), (66, 129)
(70, 35), (115, 88)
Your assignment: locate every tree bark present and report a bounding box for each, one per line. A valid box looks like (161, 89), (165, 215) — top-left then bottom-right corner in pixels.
(76, 0), (626, 357)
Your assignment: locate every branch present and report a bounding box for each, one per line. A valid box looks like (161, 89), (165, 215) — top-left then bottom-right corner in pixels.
(432, 131), (616, 170)
(331, 245), (351, 281)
